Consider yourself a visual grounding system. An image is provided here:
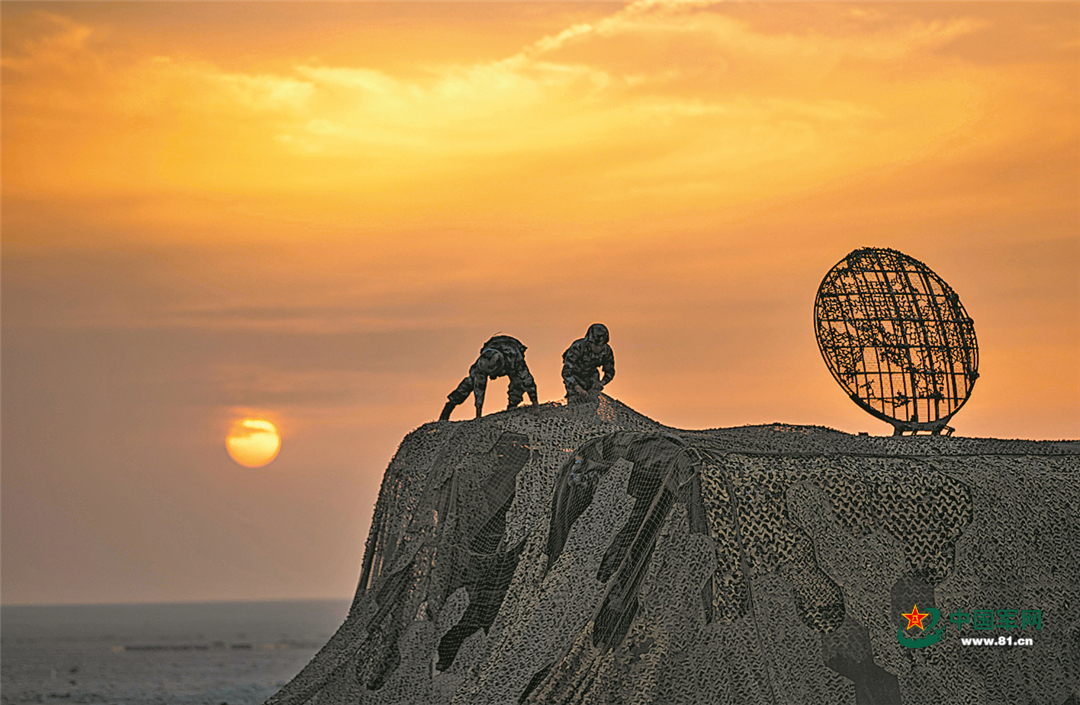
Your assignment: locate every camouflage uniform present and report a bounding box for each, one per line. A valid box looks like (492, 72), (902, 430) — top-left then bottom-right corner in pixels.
(443, 335), (538, 419)
(562, 324), (615, 401)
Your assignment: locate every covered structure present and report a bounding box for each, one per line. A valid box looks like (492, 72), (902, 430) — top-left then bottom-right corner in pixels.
(268, 399), (1078, 705)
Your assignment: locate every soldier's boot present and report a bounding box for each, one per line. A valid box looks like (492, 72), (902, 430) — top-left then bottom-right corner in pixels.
(439, 401), (457, 421)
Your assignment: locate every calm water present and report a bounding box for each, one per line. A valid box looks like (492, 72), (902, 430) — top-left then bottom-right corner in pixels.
(1, 599), (350, 705)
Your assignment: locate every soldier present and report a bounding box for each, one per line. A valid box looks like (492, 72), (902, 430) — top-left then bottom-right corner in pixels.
(562, 323), (615, 403)
(440, 334), (539, 420)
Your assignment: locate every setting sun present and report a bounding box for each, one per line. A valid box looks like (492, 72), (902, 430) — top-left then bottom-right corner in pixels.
(225, 419), (281, 468)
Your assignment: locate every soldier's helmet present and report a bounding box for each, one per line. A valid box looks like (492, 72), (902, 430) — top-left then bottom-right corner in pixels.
(477, 348), (504, 377)
(586, 323), (609, 345)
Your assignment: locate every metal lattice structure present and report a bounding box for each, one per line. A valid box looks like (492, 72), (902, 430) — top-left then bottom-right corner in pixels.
(814, 247), (978, 436)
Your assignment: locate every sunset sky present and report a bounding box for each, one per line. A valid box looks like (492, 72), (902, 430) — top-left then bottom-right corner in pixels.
(2, 1), (1077, 606)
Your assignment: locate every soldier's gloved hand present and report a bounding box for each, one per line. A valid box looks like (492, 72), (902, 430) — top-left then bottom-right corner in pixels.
(574, 385), (587, 396)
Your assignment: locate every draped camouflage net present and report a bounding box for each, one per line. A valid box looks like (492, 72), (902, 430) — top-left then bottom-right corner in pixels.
(815, 248), (979, 436)
(267, 399), (1079, 705)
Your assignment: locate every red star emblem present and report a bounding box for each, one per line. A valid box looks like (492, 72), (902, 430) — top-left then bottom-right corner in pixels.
(902, 604), (930, 630)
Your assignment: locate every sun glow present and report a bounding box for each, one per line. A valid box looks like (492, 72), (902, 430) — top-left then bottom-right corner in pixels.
(225, 418), (281, 468)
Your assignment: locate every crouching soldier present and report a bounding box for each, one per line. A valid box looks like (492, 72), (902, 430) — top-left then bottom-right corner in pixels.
(440, 335), (539, 420)
(562, 323), (615, 403)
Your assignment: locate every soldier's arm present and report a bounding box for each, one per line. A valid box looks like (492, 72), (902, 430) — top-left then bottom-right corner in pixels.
(600, 347), (615, 387)
(518, 361), (539, 406)
(471, 368), (487, 417)
(561, 343), (581, 388)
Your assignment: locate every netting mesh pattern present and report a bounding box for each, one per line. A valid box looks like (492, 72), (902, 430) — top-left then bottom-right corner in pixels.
(266, 400), (1079, 705)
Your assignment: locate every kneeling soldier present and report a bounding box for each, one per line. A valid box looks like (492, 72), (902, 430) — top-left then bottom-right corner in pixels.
(562, 323), (615, 403)
(440, 335), (538, 420)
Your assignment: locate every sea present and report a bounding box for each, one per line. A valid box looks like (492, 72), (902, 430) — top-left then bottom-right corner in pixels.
(0, 599), (351, 705)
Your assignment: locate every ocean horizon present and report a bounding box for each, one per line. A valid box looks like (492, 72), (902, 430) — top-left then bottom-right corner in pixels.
(1, 598), (351, 705)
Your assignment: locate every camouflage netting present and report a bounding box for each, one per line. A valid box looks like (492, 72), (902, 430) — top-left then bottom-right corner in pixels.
(266, 398), (1080, 705)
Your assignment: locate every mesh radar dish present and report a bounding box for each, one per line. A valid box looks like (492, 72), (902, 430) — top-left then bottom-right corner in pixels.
(814, 247), (978, 436)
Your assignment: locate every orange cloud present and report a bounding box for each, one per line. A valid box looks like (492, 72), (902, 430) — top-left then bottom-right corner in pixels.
(5, 1), (1072, 233)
